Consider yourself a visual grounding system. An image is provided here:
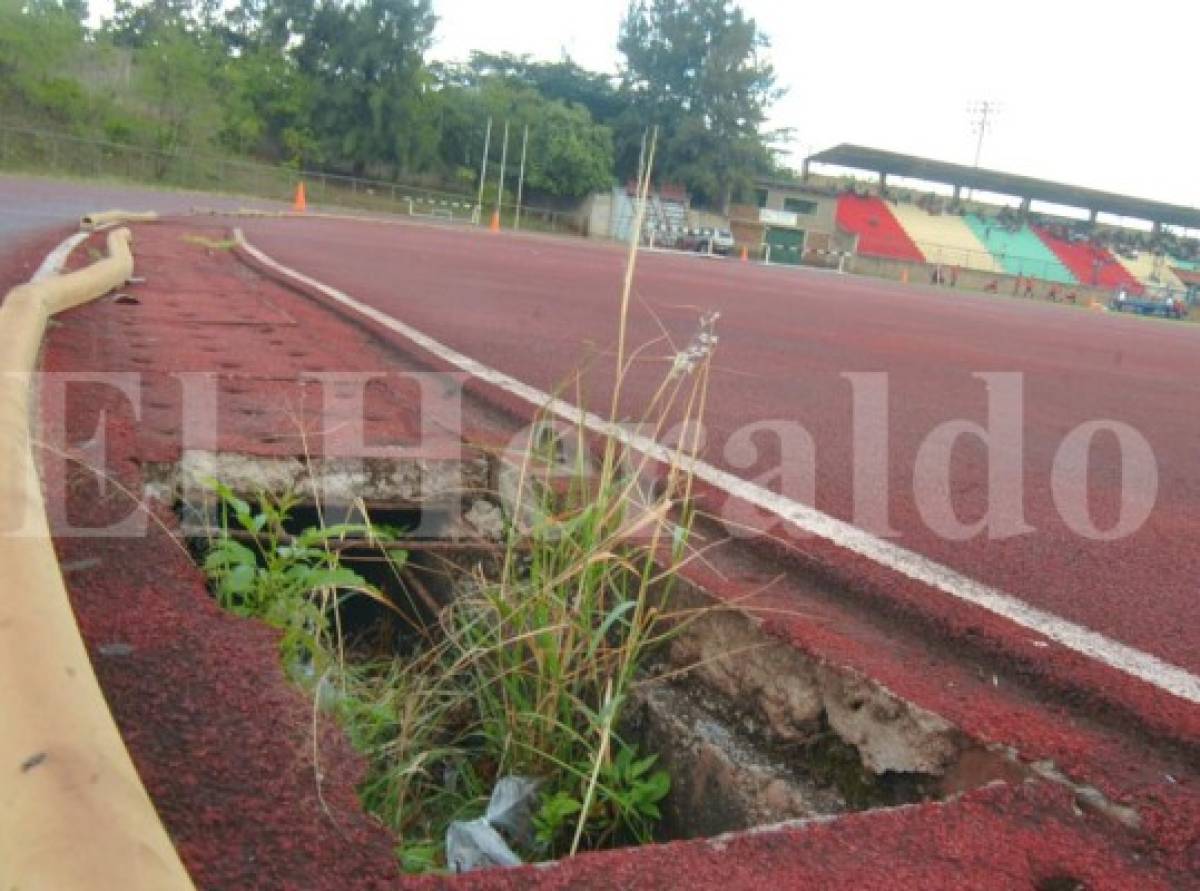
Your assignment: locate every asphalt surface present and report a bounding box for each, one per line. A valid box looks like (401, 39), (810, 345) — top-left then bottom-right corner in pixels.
(0, 174), (283, 239)
(240, 216), (1200, 683)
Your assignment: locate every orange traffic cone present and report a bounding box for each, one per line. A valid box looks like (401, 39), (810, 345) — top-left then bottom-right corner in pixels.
(740, 245), (748, 262)
(489, 209), (500, 232)
(293, 181), (307, 213)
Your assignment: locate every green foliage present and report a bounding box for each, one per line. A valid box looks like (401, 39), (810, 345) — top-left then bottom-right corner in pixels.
(603, 745), (669, 834)
(1, 0), (786, 209)
(0, 0), (91, 123)
(196, 330), (709, 870)
(618, 0), (783, 209)
(218, 46), (315, 160)
(108, 0), (220, 47)
(464, 51), (624, 132)
(526, 100), (614, 198)
(293, 0), (437, 174)
(133, 27), (224, 162)
(201, 480), (400, 666)
(533, 790), (583, 849)
(299, 412), (686, 867)
(432, 72), (614, 199)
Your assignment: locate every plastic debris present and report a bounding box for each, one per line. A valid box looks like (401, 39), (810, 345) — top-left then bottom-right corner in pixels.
(445, 775), (541, 872)
(485, 776), (540, 848)
(446, 818), (521, 873)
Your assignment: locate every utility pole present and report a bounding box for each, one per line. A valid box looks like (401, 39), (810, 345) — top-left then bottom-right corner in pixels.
(514, 124), (529, 231)
(475, 117), (492, 225)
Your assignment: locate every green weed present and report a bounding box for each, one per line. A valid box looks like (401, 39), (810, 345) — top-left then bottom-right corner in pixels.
(200, 480), (404, 670)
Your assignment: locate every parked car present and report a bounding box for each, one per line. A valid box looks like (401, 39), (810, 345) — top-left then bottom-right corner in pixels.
(1111, 291), (1185, 319)
(679, 227), (735, 255)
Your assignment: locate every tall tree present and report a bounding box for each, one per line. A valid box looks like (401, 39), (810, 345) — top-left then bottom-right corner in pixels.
(464, 52), (623, 127)
(0, 0), (91, 122)
(227, 0), (317, 53)
(134, 26), (223, 164)
(618, 0), (780, 210)
(432, 60), (615, 199)
(108, 0), (221, 46)
(297, 0), (437, 175)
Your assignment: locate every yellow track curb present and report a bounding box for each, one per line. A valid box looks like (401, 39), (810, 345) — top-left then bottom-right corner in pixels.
(0, 226), (194, 890)
(80, 210), (159, 230)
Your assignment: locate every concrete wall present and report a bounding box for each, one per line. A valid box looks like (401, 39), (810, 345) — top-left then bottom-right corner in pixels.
(758, 186), (837, 236)
(729, 217), (765, 253)
(580, 191), (613, 238)
(848, 254), (1119, 306)
(687, 208), (731, 230)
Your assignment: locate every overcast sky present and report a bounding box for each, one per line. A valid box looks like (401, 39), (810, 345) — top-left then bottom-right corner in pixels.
(432, 0), (1199, 210)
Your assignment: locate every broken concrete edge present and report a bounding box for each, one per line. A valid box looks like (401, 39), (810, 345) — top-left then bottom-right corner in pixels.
(722, 500), (1200, 760)
(492, 441), (1121, 818)
(0, 222), (195, 890)
(650, 575), (1149, 836)
(146, 449), (504, 541)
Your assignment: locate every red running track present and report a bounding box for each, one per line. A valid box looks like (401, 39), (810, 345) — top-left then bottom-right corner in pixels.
(241, 217), (1200, 681)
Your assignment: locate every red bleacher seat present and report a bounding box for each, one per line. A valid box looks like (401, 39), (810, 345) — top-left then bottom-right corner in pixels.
(1032, 226), (1143, 293)
(836, 195), (925, 262)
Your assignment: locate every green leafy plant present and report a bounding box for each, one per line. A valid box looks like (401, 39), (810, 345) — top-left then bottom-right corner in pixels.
(599, 745), (670, 841)
(533, 790), (583, 849)
(200, 480), (402, 667)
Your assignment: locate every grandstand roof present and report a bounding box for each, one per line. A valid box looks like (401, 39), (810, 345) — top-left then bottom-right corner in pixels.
(807, 144), (1200, 230)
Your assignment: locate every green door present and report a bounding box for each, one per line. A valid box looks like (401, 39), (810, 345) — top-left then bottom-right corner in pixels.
(765, 227), (805, 265)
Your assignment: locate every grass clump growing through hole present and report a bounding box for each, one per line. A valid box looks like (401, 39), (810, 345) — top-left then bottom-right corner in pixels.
(200, 125), (723, 872)
(199, 377), (706, 870)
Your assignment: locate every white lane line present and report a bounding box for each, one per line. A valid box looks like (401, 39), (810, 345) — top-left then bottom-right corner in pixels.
(236, 229), (1200, 706)
(31, 232), (88, 281)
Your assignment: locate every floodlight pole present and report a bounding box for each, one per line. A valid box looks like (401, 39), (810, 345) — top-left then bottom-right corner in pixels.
(514, 124), (529, 231)
(972, 100), (995, 169)
(967, 99), (998, 202)
(634, 128), (647, 239)
(496, 120), (509, 219)
(475, 116), (492, 225)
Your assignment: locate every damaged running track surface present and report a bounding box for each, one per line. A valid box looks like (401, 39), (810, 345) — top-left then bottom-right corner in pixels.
(8, 216), (1199, 887)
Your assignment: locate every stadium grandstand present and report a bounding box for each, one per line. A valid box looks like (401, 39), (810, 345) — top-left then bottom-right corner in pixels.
(732, 144), (1200, 308)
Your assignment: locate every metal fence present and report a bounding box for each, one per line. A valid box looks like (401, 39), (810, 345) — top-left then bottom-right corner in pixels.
(0, 124), (577, 234)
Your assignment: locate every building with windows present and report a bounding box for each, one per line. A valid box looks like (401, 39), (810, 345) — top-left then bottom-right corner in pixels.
(730, 180), (848, 265)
